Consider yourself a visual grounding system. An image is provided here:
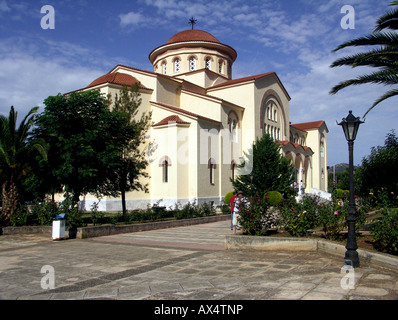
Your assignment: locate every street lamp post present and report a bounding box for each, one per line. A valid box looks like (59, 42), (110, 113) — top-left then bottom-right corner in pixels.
(337, 110), (364, 268)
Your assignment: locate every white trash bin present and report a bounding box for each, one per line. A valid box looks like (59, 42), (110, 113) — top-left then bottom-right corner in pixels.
(52, 214), (66, 240)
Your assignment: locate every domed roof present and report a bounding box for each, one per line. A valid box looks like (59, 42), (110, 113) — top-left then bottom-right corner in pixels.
(165, 29), (221, 44)
(86, 72), (146, 89)
(149, 29), (237, 64)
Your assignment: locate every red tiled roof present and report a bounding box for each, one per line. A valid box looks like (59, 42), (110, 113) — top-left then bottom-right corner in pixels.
(166, 29), (221, 44)
(153, 115), (190, 127)
(86, 72), (147, 89)
(290, 121), (325, 131)
(278, 140), (313, 154)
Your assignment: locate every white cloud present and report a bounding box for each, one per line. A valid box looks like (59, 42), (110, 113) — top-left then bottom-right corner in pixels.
(0, 37), (106, 119)
(0, 1), (10, 12)
(119, 11), (145, 27)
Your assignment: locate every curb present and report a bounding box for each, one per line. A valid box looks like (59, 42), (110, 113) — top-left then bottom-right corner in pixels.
(225, 235), (398, 271)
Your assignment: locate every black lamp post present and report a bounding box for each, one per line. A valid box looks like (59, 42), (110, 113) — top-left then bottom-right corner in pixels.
(337, 110), (364, 268)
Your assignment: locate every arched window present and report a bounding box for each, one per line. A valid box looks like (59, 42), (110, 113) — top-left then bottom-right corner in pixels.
(162, 160), (168, 183)
(189, 57), (196, 71)
(159, 156), (171, 183)
(205, 58), (211, 70)
(228, 111), (239, 142)
(218, 60), (223, 73)
(174, 58), (180, 73)
(231, 160), (237, 180)
(208, 158), (216, 185)
(162, 62), (167, 75)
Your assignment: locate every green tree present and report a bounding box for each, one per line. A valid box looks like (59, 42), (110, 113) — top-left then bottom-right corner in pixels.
(356, 130), (398, 206)
(32, 90), (134, 206)
(0, 106), (47, 223)
(232, 133), (295, 197)
(109, 84), (152, 217)
(330, 1), (398, 117)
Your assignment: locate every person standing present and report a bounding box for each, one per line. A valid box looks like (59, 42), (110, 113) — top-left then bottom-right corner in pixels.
(229, 190), (237, 230)
(233, 191), (246, 234)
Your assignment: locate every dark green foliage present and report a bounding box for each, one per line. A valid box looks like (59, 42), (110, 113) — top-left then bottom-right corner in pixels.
(224, 191), (234, 205)
(32, 90), (136, 205)
(0, 106), (47, 223)
(264, 191), (283, 206)
(356, 130), (398, 207)
(238, 195), (279, 236)
(370, 208), (398, 254)
(232, 133), (295, 197)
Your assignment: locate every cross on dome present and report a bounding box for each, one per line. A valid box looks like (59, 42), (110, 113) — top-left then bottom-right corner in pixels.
(188, 17), (197, 29)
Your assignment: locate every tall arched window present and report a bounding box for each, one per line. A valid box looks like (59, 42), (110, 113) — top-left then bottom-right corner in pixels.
(189, 57), (196, 71)
(159, 156), (171, 183)
(174, 58), (180, 73)
(205, 58), (211, 70)
(208, 158), (216, 185)
(219, 60), (223, 73)
(231, 160), (237, 180)
(228, 111), (239, 142)
(162, 160), (168, 183)
(162, 62), (167, 75)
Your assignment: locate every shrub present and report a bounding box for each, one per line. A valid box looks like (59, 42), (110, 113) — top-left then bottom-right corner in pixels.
(224, 192), (234, 205)
(200, 202), (216, 216)
(174, 201), (201, 220)
(334, 189), (349, 200)
(238, 195), (279, 236)
(316, 201), (347, 240)
(370, 208), (398, 255)
(10, 201), (59, 226)
(279, 195), (319, 237)
(264, 191), (283, 206)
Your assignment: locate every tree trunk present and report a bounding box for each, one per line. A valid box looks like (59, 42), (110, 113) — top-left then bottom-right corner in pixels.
(121, 189), (126, 219)
(1, 181), (19, 224)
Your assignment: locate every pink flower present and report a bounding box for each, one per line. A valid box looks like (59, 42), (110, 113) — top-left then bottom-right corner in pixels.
(334, 211), (339, 216)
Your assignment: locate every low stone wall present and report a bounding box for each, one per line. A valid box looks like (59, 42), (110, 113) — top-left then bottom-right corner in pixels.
(1, 214), (230, 238)
(1, 225), (52, 235)
(225, 235), (398, 271)
(76, 214), (229, 239)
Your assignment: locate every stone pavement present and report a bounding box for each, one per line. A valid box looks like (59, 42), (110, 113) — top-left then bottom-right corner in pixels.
(0, 219), (397, 301)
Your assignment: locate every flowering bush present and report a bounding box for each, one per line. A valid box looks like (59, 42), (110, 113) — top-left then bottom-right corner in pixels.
(316, 200), (347, 240)
(238, 195), (279, 236)
(279, 195), (320, 237)
(370, 208), (398, 255)
(279, 202), (316, 237)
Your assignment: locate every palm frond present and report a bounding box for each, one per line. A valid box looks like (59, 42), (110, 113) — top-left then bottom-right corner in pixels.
(332, 32), (398, 52)
(330, 48), (398, 69)
(330, 69), (398, 94)
(363, 88), (398, 118)
(374, 2), (398, 32)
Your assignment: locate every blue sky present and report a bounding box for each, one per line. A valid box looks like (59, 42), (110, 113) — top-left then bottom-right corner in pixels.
(0, 0), (396, 166)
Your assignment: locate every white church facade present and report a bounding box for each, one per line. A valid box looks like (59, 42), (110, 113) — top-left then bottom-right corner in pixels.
(70, 29), (329, 211)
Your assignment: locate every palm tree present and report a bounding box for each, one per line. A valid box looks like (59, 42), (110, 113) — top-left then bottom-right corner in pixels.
(0, 106), (47, 223)
(330, 1), (398, 118)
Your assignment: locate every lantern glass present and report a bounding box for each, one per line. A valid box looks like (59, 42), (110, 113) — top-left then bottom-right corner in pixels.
(338, 110), (364, 142)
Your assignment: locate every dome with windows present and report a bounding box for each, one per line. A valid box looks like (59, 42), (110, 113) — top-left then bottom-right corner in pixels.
(149, 29), (237, 80)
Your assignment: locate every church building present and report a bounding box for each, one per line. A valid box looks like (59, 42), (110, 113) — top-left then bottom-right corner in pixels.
(71, 28), (329, 211)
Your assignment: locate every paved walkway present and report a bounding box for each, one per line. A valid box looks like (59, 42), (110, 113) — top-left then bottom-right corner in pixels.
(0, 220), (397, 301)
